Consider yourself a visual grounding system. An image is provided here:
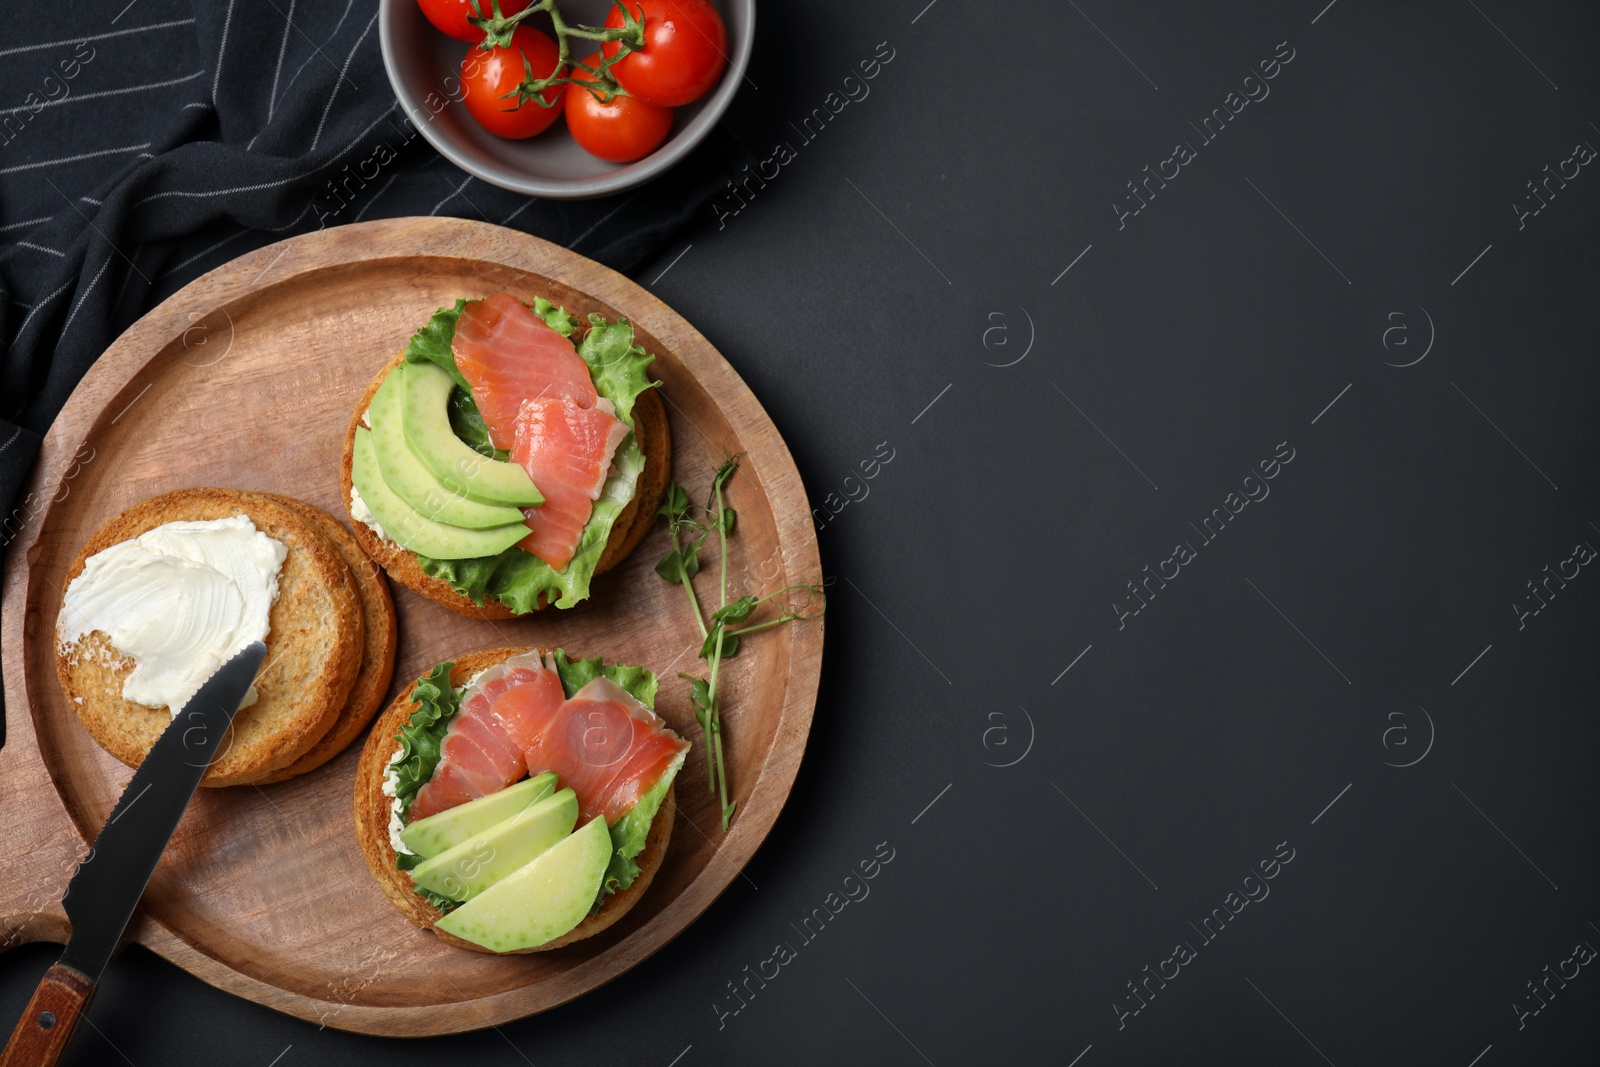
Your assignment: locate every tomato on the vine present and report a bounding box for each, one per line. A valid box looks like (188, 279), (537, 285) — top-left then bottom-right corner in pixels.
(460, 26), (565, 139)
(418, 0), (531, 43)
(601, 0), (727, 108)
(564, 58), (674, 163)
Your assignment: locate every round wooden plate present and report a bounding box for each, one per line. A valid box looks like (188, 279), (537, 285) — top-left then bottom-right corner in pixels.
(0, 217), (823, 1035)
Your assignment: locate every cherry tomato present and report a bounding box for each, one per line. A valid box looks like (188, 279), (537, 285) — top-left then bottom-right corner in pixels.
(417, 0), (532, 43)
(460, 26), (564, 139)
(564, 59), (674, 163)
(601, 0), (727, 108)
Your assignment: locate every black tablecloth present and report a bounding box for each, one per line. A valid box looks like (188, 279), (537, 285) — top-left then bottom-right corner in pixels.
(0, 0), (734, 549)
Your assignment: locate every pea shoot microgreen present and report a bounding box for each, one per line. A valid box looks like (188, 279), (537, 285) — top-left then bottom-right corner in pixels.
(656, 457), (826, 830)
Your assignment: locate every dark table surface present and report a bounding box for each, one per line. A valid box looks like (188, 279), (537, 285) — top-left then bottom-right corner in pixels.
(4, 0), (1600, 1064)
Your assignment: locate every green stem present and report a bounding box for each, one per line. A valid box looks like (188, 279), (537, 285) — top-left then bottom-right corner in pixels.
(705, 610), (724, 794)
(706, 623), (731, 819)
(715, 725), (733, 830)
(724, 584), (827, 637)
(706, 628), (724, 720)
(478, 0), (643, 105)
(681, 573), (708, 636)
(750, 583), (826, 608)
(725, 617), (791, 639)
(559, 23), (632, 41)
(715, 477), (730, 610)
(705, 475), (732, 812)
(704, 713), (719, 797)
(700, 706), (716, 794)
(666, 525), (707, 637)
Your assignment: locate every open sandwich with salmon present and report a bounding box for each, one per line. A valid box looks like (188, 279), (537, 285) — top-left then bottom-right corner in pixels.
(355, 646), (688, 952)
(343, 292), (670, 618)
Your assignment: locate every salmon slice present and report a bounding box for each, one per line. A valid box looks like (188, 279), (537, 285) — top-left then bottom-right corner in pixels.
(407, 712), (523, 822)
(544, 692), (640, 813)
(452, 293), (598, 451)
(406, 651), (559, 822)
(489, 670), (566, 752)
(485, 679), (633, 816)
(511, 396), (630, 572)
(518, 677), (689, 824)
(589, 728), (688, 819)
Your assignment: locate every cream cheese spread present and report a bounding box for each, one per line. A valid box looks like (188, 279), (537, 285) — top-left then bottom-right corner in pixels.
(58, 515), (287, 716)
(383, 743), (414, 855)
(348, 484), (391, 543)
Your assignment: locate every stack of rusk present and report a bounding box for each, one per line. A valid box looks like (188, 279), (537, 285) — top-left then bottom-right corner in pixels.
(54, 487), (396, 786)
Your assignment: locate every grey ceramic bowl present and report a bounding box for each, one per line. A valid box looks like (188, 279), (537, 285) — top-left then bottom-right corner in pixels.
(378, 0), (752, 199)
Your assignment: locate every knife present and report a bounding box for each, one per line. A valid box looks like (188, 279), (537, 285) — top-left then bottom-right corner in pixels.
(0, 640), (267, 1067)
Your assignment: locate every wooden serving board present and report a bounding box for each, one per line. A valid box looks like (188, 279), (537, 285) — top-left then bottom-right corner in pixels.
(0, 217), (822, 1036)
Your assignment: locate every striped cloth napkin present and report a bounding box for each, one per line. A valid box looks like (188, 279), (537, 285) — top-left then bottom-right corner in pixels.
(0, 0), (738, 578)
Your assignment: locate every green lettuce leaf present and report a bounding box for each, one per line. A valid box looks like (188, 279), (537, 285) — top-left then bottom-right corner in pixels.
(576, 315), (656, 424)
(386, 662), (464, 913)
(413, 306), (658, 611)
(597, 750), (684, 905)
(413, 885), (459, 912)
(550, 648), (659, 706)
(402, 299), (470, 389)
(532, 296), (578, 336)
(390, 662), (458, 815)
(448, 388), (504, 460)
(418, 553), (502, 602)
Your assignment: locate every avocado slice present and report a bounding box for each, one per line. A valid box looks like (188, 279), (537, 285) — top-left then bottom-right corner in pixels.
(400, 772), (556, 859)
(352, 427), (530, 559)
(411, 788), (579, 902)
(402, 362), (543, 508)
(369, 368), (528, 529)
(434, 815), (612, 951)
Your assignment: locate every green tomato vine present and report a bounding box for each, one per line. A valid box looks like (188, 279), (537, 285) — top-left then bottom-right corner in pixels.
(467, 0), (644, 107)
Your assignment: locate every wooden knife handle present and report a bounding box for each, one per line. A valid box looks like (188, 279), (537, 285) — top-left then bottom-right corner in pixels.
(0, 962), (96, 1067)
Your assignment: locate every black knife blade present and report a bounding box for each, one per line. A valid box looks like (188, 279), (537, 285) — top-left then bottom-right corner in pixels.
(57, 639), (266, 978)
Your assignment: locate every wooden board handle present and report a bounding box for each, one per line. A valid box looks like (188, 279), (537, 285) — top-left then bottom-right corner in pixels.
(0, 679), (81, 954)
(0, 962), (96, 1067)
(0, 740), (76, 954)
